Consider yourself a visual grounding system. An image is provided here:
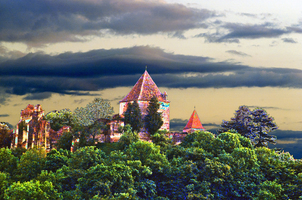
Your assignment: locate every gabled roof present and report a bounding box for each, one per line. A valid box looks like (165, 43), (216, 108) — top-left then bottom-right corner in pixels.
(183, 110), (205, 131)
(120, 70), (168, 102)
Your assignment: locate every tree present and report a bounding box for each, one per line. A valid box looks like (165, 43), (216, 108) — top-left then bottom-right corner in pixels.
(55, 131), (73, 150)
(0, 148), (18, 175)
(218, 106), (278, 147)
(73, 98), (114, 144)
(44, 149), (70, 172)
(45, 109), (75, 150)
(145, 96), (163, 135)
(15, 147), (47, 182)
(124, 101), (143, 133)
(118, 124), (139, 150)
(45, 109), (75, 132)
(4, 180), (62, 200)
(250, 108), (278, 147)
(0, 123), (13, 148)
(218, 106), (252, 138)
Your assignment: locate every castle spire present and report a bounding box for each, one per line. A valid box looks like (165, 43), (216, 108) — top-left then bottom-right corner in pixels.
(183, 109), (205, 133)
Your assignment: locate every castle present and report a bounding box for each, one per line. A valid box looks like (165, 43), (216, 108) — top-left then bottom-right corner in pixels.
(119, 69), (170, 138)
(11, 69), (205, 150)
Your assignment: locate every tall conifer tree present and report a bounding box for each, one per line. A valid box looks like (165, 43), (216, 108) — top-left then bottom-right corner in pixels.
(145, 96), (163, 135)
(124, 101), (143, 133)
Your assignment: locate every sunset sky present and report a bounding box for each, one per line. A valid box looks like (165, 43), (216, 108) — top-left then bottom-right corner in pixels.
(0, 0), (301, 158)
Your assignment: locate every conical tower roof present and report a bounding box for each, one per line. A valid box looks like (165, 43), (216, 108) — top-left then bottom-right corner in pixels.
(120, 70), (167, 102)
(183, 110), (205, 131)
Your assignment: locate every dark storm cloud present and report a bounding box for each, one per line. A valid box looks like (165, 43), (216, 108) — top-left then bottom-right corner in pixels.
(0, 0), (215, 46)
(267, 130), (302, 159)
(196, 23), (291, 43)
(222, 23), (289, 39)
(226, 50), (251, 57)
(282, 38), (297, 43)
(1, 46), (302, 100)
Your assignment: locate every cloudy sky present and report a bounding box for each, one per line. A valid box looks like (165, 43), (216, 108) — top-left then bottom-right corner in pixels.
(0, 0), (301, 158)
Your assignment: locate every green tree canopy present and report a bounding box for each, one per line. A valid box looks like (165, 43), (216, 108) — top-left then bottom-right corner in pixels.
(124, 101), (143, 133)
(45, 109), (75, 131)
(218, 106), (278, 147)
(0, 148), (18, 175)
(15, 148), (46, 182)
(0, 123), (13, 148)
(73, 98), (114, 144)
(145, 96), (163, 135)
(118, 124), (139, 150)
(4, 180), (62, 200)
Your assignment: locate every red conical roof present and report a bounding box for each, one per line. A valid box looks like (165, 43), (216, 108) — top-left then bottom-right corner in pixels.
(120, 70), (167, 102)
(183, 110), (205, 131)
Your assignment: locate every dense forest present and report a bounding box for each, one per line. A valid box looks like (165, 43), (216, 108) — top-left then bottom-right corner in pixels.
(0, 127), (301, 199)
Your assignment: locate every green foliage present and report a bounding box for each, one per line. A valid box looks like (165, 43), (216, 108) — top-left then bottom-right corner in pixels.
(0, 123), (12, 148)
(0, 172), (10, 200)
(118, 124), (139, 150)
(45, 109), (75, 131)
(96, 142), (121, 155)
(11, 147), (26, 159)
(181, 131), (215, 151)
(78, 163), (136, 198)
(214, 132), (243, 154)
(126, 140), (169, 175)
(44, 149), (70, 172)
(218, 106), (278, 147)
(55, 131), (73, 150)
(255, 180), (284, 200)
(2, 127), (301, 199)
(73, 98), (114, 144)
(124, 101), (143, 133)
(74, 98), (114, 127)
(145, 96), (163, 135)
(151, 131), (172, 149)
(0, 148), (18, 175)
(15, 148), (46, 182)
(4, 180), (62, 200)
(68, 146), (106, 170)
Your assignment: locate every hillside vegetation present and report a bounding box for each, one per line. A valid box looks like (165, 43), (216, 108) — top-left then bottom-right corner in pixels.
(0, 130), (301, 199)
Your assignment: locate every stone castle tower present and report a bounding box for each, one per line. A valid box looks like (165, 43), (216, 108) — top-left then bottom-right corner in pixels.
(119, 69), (170, 134)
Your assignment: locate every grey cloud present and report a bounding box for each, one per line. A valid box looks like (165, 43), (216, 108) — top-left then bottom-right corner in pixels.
(282, 38), (297, 43)
(0, 46), (302, 99)
(268, 130), (302, 159)
(226, 50), (251, 57)
(0, 0), (215, 46)
(287, 26), (302, 34)
(23, 92), (52, 100)
(195, 22), (291, 43)
(221, 23), (289, 40)
(240, 13), (257, 18)
(247, 106), (286, 110)
(170, 118), (187, 132)
(169, 31), (186, 39)
(0, 114), (9, 117)
(273, 130), (302, 140)
(74, 99), (89, 104)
